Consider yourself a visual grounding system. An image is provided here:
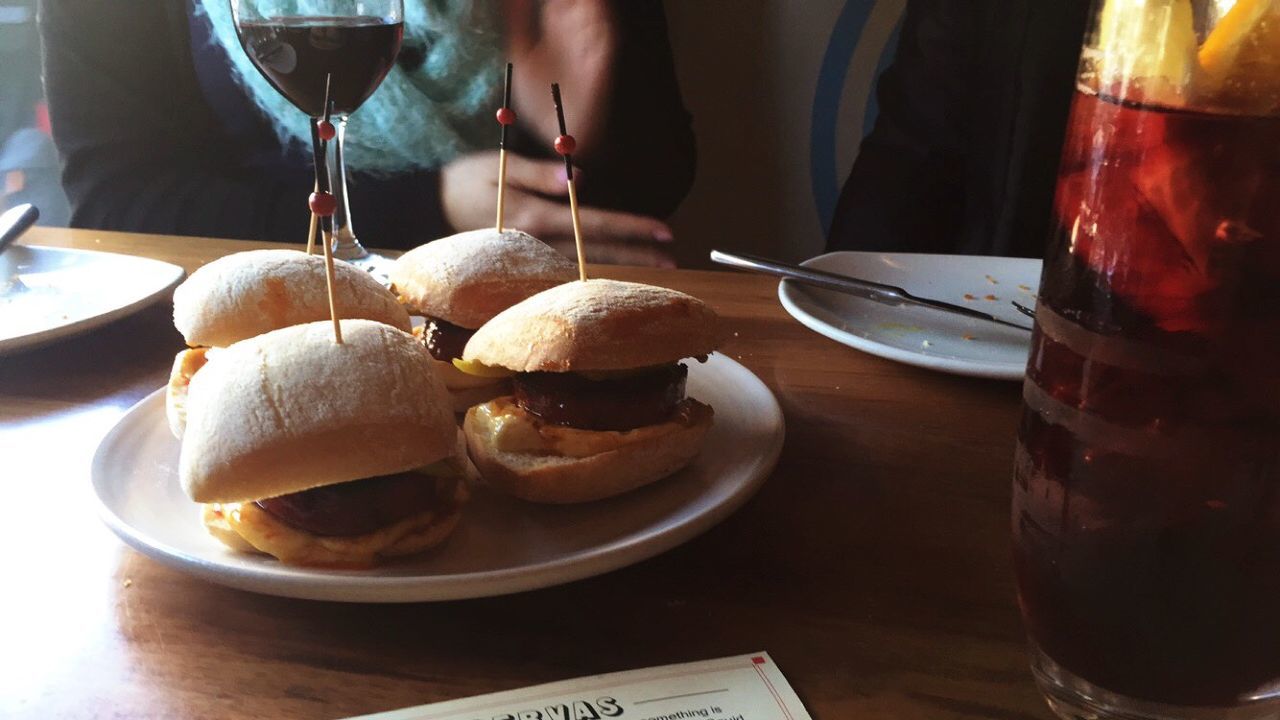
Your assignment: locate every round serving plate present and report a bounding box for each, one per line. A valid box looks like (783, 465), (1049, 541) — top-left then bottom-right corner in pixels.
(91, 353), (784, 602)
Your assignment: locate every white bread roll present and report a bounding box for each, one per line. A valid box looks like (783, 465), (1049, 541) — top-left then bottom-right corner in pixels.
(173, 249), (411, 347)
(464, 398), (713, 503)
(388, 228), (576, 328)
(179, 319), (455, 504)
(463, 279), (722, 372)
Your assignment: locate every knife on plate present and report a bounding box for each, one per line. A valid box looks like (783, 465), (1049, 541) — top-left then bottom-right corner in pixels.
(709, 249), (1033, 332)
(0, 204), (39, 257)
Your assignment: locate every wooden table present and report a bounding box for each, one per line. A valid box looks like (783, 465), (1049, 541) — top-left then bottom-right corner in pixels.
(0, 227), (1048, 720)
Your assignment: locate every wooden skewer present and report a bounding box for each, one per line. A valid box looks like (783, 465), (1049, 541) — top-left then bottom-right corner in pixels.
(495, 63), (515, 233)
(307, 75), (342, 343)
(550, 83), (587, 281)
(566, 177), (586, 282)
(495, 148), (508, 232)
(305, 180), (318, 255)
(319, 228), (342, 343)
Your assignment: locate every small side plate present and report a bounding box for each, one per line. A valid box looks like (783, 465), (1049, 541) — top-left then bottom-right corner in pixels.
(778, 251), (1041, 380)
(90, 353), (785, 602)
(0, 245), (185, 355)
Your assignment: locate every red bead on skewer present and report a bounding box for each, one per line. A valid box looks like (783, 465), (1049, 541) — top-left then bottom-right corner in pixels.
(316, 119), (336, 141)
(554, 134), (576, 156)
(496, 107), (516, 126)
(309, 190), (337, 217)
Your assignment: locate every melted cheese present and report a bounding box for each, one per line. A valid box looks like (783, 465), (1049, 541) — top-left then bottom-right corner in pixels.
(167, 347), (214, 437)
(207, 471), (468, 568)
(471, 397), (706, 458)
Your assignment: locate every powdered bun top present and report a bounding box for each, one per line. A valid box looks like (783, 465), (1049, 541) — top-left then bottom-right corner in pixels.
(179, 319), (455, 504)
(173, 249), (411, 347)
(388, 228), (576, 328)
(463, 279), (722, 372)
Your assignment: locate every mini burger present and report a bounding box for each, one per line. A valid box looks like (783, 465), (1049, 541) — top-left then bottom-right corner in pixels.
(388, 229), (576, 411)
(167, 249), (410, 438)
(458, 279), (722, 504)
(179, 319), (469, 567)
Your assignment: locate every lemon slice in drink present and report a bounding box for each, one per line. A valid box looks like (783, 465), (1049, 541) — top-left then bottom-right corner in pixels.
(1096, 0), (1198, 102)
(1196, 0), (1280, 110)
(1199, 0), (1272, 82)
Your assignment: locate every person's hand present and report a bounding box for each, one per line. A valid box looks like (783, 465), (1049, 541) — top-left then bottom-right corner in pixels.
(505, 0), (616, 155)
(440, 151), (676, 268)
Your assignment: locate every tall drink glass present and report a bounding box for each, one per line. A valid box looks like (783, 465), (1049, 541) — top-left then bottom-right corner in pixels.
(1013, 1), (1280, 718)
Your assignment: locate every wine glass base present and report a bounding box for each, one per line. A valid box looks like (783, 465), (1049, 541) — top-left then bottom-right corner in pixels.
(326, 232), (393, 286)
(337, 250), (395, 286)
(1030, 645), (1280, 720)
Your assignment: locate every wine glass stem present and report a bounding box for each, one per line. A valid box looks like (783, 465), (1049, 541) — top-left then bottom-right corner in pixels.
(328, 116), (367, 260)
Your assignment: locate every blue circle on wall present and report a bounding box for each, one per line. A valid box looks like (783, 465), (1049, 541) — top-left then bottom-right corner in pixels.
(811, 0), (903, 235)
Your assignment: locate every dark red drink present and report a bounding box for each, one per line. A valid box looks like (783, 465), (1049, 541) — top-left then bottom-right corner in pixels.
(1013, 88), (1280, 707)
(236, 16), (404, 116)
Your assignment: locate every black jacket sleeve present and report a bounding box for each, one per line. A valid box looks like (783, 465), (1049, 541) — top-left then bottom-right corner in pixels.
(826, 0), (1088, 257)
(39, 0), (445, 248)
(826, 0), (970, 255)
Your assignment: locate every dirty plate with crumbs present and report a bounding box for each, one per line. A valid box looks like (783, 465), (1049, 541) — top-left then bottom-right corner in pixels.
(0, 245), (185, 356)
(778, 251), (1041, 380)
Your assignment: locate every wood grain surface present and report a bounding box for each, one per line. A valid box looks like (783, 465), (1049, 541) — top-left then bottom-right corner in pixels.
(0, 227), (1050, 720)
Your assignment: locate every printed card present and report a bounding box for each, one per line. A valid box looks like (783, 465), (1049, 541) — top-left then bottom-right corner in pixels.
(344, 652), (812, 720)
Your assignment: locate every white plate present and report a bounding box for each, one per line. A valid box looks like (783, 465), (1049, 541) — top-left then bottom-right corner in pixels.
(90, 353), (784, 602)
(0, 245), (186, 356)
(778, 252), (1041, 380)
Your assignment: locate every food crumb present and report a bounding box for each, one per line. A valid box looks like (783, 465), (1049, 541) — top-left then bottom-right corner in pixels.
(962, 293), (976, 301)
(733, 331), (739, 337)
(962, 334), (976, 341)
(921, 340), (932, 348)
(122, 578), (133, 588)
(1018, 284), (1032, 292)
(983, 294), (998, 301)
(985, 274), (999, 284)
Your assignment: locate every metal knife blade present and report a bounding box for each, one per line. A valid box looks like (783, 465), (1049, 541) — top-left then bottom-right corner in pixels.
(709, 249), (1033, 332)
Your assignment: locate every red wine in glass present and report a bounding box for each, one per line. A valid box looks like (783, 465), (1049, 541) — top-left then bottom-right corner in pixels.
(230, 0), (405, 278)
(236, 16), (403, 116)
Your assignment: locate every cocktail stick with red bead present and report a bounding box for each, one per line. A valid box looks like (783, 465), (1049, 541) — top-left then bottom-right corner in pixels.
(495, 63), (515, 232)
(305, 117), (337, 255)
(308, 76), (342, 344)
(551, 83), (586, 282)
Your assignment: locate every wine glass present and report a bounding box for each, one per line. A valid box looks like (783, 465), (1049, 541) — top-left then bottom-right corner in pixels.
(230, 0), (404, 278)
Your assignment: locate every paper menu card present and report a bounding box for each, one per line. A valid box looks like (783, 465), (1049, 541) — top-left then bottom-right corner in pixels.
(344, 652), (812, 720)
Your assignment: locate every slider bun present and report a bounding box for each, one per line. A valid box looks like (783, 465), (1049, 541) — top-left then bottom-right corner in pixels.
(389, 228), (576, 328)
(173, 249), (411, 347)
(463, 400), (713, 503)
(464, 279), (722, 372)
(180, 319), (455, 504)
